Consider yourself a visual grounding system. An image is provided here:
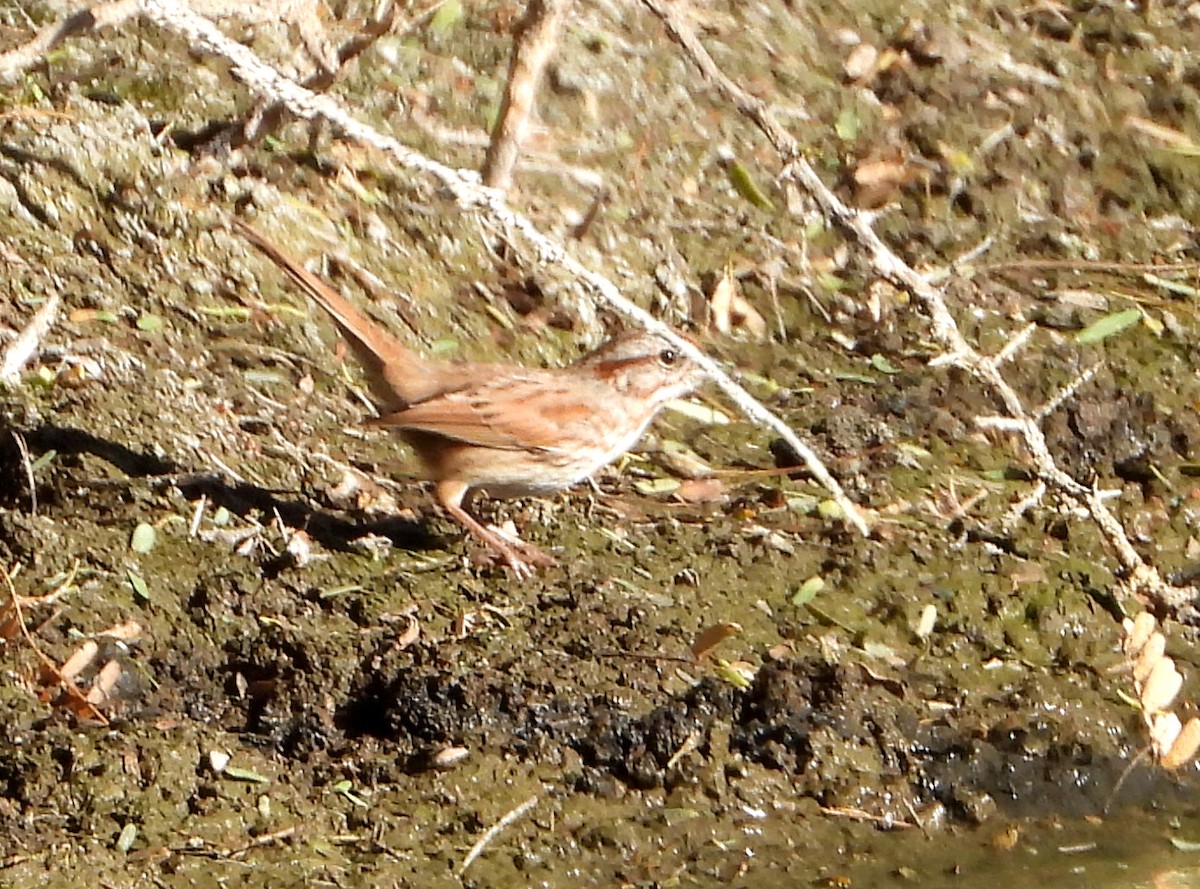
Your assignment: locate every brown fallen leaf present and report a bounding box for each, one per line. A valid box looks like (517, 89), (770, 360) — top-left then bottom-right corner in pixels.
(675, 478), (728, 504)
(692, 622), (742, 661)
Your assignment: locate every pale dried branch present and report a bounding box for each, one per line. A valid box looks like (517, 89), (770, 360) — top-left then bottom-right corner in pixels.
(986, 322), (1037, 370)
(0, 0), (327, 86)
(1035, 364), (1100, 421)
(231, 0), (402, 147)
(458, 795), (538, 876)
(135, 0), (871, 536)
(0, 0), (139, 84)
(482, 0), (576, 193)
(0, 294), (61, 385)
(640, 0), (1196, 618)
(1000, 479), (1046, 532)
(11, 432), (37, 517)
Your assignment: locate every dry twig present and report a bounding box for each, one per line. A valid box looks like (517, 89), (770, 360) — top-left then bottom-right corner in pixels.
(638, 0), (1196, 619)
(134, 0), (870, 536)
(0, 0), (140, 84)
(482, 0), (575, 192)
(458, 795), (538, 876)
(0, 294), (61, 385)
(0, 562), (109, 725)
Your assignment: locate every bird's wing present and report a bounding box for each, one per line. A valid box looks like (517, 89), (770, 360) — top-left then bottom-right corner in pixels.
(373, 374), (590, 452)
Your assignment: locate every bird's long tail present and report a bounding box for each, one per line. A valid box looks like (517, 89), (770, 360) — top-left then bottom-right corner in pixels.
(234, 220), (432, 409)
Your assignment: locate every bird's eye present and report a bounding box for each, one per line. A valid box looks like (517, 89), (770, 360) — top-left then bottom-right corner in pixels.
(659, 349), (678, 365)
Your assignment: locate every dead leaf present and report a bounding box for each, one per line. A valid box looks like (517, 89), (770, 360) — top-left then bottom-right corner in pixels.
(1163, 718), (1200, 770)
(692, 622), (742, 660)
(675, 478), (728, 503)
(709, 265), (737, 334)
(97, 620), (143, 642)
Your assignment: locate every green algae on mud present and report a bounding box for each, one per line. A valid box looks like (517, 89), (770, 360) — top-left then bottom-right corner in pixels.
(3, 0), (1200, 886)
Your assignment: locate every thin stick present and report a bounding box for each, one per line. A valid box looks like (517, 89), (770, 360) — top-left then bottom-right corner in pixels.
(135, 0), (870, 537)
(11, 432), (36, 516)
(639, 0), (1194, 617)
(1, 294), (61, 385)
(458, 795), (538, 876)
(0, 562), (108, 725)
(482, 0), (575, 192)
(0, 0), (139, 84)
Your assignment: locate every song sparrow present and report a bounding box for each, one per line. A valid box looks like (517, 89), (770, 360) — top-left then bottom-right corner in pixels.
(234, 221), (708, 575)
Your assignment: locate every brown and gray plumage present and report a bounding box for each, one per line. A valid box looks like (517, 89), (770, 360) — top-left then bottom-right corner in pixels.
(235, 220), (707, 573)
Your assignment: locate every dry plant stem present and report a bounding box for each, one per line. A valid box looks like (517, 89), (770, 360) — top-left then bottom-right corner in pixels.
(459, 795), (538, 876)
(0, 0), (140, 83)
(136, 0), (870, 537)
(0, 563), (108, 725)
(234, 0), (399, 146)
(481, 0), (575, 192)
(11, 432), (36, 517)
(0, 293), (61, 385)
(640, 0), (1195, 616)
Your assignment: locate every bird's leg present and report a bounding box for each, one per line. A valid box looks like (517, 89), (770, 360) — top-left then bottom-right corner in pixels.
(434, 480), (557, 577)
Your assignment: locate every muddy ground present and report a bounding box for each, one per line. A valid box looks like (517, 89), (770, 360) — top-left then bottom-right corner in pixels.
(3, 1), (1200, 886)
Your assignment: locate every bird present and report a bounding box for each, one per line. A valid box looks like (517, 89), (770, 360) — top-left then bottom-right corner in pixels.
(234, 220), (708, 574)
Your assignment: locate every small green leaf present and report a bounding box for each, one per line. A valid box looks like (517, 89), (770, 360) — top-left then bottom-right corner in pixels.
(29, 449), (57, 473)
(1115, 688), (1140, 708)
(223, 766), (270, 784)
(1144, 273), (1200, 299)
(738, 371), (782, 393)
(634, 477), (680, 496)
(791, 575), (826, 606)
(896, 442), (932, 461)
(127, 570), (150, 602)
(725, 158), (775, 211)
(320, 584), (366, 600)
(835, 106), (860, 142)
(130, 522), (156, 554)
(331, 781), (371, 808)
(713, 659), (754, 689)
(197, 305), (252, 321)
(136, 312), (163, 332)
(817, 499), (845, 520)
(817, 272), (847, 292)
(869, 353), (901, 375)
(30, 367), (57, 388)
(429, 0), (462, 33)
(116, 823), (138, 853)
(941, 145), (974, 176)
(1075, 308), (1141, 344)
(242, 368), (289, 386)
